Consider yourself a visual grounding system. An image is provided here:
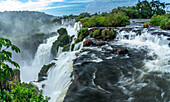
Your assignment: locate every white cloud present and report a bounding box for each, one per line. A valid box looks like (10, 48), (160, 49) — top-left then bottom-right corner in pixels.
(68, 0), (94, 3)
(0, 0), (74, 11)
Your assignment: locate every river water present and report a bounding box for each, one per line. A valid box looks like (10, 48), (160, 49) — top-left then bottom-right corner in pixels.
(20, 19), (170, 102)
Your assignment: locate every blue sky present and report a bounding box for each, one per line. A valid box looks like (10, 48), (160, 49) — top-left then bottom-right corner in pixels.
(0, 0), (169, 16)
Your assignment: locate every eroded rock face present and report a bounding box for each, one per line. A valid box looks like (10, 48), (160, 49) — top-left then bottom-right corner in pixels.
(83, 40), (94, 47)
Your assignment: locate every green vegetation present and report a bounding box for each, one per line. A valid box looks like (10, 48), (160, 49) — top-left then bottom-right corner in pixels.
(75, 28), (116, 43)
(75, 28), (89, 43)
(51, 28), (71, 57)
(143, 22), (149, 28)
(1, 81), (50, 102)
(0, 37), (49, 101)
(149, 14), (170, 30)
(73, 0), (167, 23)
(80, 12), (129, 28)
(75, 12), (91, 22)
(93, 30), (100, 38)
(38, 63), (55, 81)
(62, 44), (70, 52)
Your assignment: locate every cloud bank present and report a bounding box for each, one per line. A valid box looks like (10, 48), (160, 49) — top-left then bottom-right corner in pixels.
(0, 0), (71, 11)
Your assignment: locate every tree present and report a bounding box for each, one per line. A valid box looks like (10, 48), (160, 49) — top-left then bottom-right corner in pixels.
(0, 37), (50, 101)
(0, 37), (20, 101)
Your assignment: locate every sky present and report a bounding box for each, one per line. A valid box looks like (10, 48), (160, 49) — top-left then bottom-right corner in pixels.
(0, 0), (169, 16)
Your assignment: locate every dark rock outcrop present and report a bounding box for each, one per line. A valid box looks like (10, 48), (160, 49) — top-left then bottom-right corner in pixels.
(83, 40), (94, 47)
(38, 63), (55, 81)
(51, 28), (71, 57)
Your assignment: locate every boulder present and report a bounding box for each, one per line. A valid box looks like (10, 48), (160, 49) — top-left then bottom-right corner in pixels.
(103, 35), (113, 41)
(83, 40), (94, 47)
(117, 48), (129, 55)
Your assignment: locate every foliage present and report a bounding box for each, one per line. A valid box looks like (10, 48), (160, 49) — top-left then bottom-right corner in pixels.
(62, 44), (70, 52)
(149, 14), (164, 26)
(93, 30), (100, 37)
(80, 12), (129, 28)
(51, 28), (71, 57)
(0, 81), (50, 102)
(75, 28), (89, 43)
(0, 38), (50, 101)
(102, 29), (110, 37)
(0, 37), (20, 95)
(149, 14), (170, 30)
(38, 63), (55, 77)
(112, 0), (166, 19)
(75, 12), (91, 22)
(143, 22), (149, 28)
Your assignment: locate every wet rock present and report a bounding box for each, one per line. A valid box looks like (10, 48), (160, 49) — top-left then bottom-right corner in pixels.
(103, 35), (116, 41)
(117, 48), (129, 55)
(103, 48), (129, 55)
(38, 63), (55, 82)
(83, 40), (94, 47)
(51, 28), (71, 57)
(95, 42), (106, 46)
(95, 35), (103, 39)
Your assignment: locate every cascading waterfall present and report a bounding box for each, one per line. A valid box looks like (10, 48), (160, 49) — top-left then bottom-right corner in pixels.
(42, 21), (82, 102)
(118, 30), (170, 73)
(21, 35), (59, 82)
(21, 19), (78, 83)
(112, 27), (170, 101)
(43, 51), (76, 102)
(32, 35), (59, 66)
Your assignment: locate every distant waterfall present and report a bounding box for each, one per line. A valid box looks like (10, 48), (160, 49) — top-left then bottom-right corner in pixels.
(21, 35), (58, 82)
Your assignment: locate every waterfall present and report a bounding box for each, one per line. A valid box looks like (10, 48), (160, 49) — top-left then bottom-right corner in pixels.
(20, 35), (58, 82)
(32, 35), (59, 66)
(119, 32), (170, 73)
(42, 21), (83, 102)
(43, 51), (77, 102)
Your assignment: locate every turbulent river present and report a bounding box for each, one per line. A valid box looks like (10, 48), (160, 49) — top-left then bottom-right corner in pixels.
(20, 19), (170, 102)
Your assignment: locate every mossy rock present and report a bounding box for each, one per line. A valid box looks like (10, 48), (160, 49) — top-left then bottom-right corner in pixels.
(62, 44), (70, 52)
(57, 28), (67, 35)
(143, 22), (149, 28)
(93, 30), (100, 38)
(75, 28), (89, 44)
(102, 29), (110, 37)
(71, 44), (75, 51)
(51, 28), (71, 57)
(38, 63), (55, 81)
